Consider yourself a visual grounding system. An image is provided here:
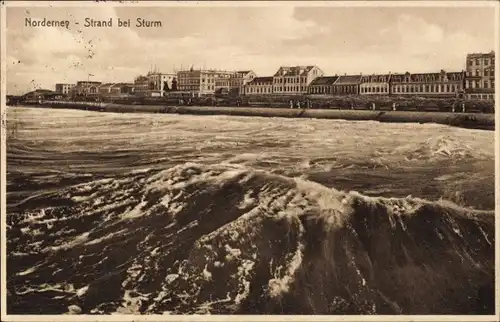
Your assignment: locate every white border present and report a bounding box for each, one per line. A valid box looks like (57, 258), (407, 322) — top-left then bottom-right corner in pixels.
(0, 1), (499, 322)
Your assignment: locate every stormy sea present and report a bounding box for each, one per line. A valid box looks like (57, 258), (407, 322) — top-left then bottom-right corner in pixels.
(6, 106), (495, 315)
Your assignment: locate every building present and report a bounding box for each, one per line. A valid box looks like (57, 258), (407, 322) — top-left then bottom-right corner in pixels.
(177, 68), (234, 96)
(390, 70), (465, 97)
(215, 77), (231, 91)
(307, 76), (339, 95)
(272, 66), (324, 95)
(243, 77), (274, 95)
(147, 72), (176, 95)
(24, 89), (63, 101)
(98, 83), (134, 98)
(359, 74), (391, 95)
(465, 51), (495, 100)
(55, 83), (75, 95)
(331, 75), (361, 95)
(71, 81), (102, 97)
(133, 72), (176, 97)
(229, 71), (256, 95)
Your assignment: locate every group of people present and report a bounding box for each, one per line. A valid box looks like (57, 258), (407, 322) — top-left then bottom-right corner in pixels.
(289, 100), (313, 109)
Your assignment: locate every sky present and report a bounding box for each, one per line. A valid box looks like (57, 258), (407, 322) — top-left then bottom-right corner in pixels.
(5, 4), (497, 95)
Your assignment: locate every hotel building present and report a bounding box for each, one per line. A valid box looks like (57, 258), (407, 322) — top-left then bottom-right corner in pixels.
(55, 83), (75, 95)
(331, 75), (361, 95)
(272, 66), (323, 95)
(177, 68), (234, 96)
(390, 70), (465, 97)
(307, 76), (339, 95)
(359, 74), (391, 95)
(465, 51), (495, 100)
(71, 81), (102, 97)
(243, 77), (274, 95)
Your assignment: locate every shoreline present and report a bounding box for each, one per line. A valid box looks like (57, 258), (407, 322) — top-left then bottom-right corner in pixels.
(15, 103), (496, 131)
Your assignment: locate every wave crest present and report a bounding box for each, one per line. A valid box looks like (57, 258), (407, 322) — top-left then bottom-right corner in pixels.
(7, 162), (495, 315)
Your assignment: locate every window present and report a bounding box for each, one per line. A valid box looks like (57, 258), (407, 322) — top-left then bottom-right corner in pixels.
(485, 58), (489, 65)
(484, 70), (489, 76)
(492, 80), (495, 88)
(476, 69), (481, 77)
(468, 60), (473, 66)
(484, 80), (489, 88)
(475, 58), (480, 65)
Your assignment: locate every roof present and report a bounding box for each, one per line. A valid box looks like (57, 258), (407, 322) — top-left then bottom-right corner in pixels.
(467, 51), (495, 58)
(248, 76), (273, 84)
(236, 70), (253, 74)
(274, 66), (316, 77)
(391, 71), (464, 83)
(360, 74), (391, 83)
(309, 76), (339, 86)
(334, 75), (361, 85)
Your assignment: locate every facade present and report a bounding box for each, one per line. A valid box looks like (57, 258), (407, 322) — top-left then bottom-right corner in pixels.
(272, 66), (323, 95)
(98, 83), (134, 97)
(465, 51), (495, 100)
(147, 72), (176, 95)
(390, 70), (465, 97)
(243, 77), (274, 95)
(331, 75), (361, 95)
(359, 74), (391, 95)
(133, 72), (176, 97)
(24, 89), (63, 101)
(307, 76), (339, 95)
(177, 68), (234, 96)
(229, 70), (256, 95)
(71, 81), (102, 97)
(55, 83), (75, 95)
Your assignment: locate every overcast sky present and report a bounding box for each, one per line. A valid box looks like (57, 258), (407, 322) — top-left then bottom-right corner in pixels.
(5, 4), (496, 94)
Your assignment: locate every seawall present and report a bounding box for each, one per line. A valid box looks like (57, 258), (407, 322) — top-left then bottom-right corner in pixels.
(23, 103), (496, 131)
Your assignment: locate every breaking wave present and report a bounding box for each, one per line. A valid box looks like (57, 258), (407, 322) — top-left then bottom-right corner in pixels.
(7, 162), (495, 315)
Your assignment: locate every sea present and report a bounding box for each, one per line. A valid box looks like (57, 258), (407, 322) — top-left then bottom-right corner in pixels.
(5, 106), (496, 315)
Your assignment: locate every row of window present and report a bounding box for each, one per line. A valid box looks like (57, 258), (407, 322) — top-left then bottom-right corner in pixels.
(274, 86), (307, 92)
(468, 69), (495, 77)
(333, 85), (357, 93)
(466, 80), (495, 89)
(309, 86), (332, 94)
(246, 87), (273, 94)
(360, 87), (388, 93)
(468, 94), (495, 100)
(274, 77), (307, 84)
(468, 58), (494, 66)
(393, 84), (458, 93)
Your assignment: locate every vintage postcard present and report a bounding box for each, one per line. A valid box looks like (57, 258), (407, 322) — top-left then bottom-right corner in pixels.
(1, 1), (498, 321)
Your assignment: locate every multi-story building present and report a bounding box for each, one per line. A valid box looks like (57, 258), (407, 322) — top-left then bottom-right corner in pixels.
(243, 77), (274, 95)
(331, 75), (361, 95)
(147, 72), (176, 94)
(465, 51), (495, 100)
(98, 83), (134, 97)
(55, 83), (75, 95)
(71, 81), (102, 97)
(390, 70), (465, 97)
(229, 71), (256, 95)
(133, 72), (176, 97)
(177, 68), (234, 96)
(307, 76), (339, 95)
(359, 74), (391, 95)
(272, 66), (323, 95)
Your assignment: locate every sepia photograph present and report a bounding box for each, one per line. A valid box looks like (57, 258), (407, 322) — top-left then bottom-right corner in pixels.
(1, 0), (498, 320)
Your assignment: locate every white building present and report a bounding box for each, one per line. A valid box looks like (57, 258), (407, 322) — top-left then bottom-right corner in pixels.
(243, 77), (273, 95)
(273, 66), (323, 95)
